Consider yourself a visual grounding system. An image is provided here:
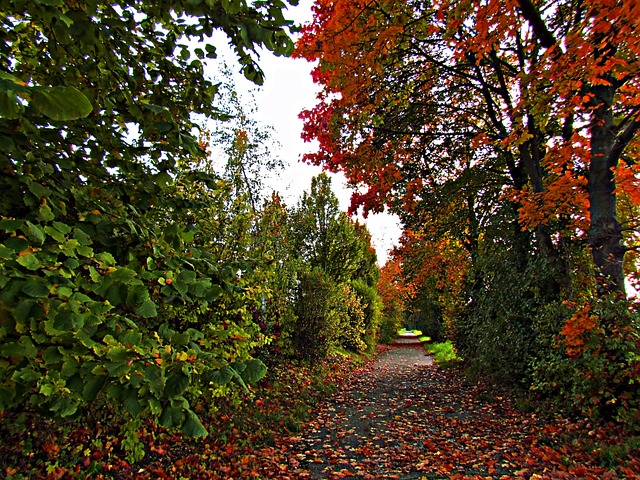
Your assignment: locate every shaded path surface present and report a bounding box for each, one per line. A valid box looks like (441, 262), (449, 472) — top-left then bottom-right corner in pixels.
(281, 344), (542, 479)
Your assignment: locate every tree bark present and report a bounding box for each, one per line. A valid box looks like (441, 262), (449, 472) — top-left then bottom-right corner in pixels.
(589, 84), (626, 295)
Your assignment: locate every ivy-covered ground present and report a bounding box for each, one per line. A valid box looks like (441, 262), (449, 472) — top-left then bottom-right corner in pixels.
(1, 345), (638, 479)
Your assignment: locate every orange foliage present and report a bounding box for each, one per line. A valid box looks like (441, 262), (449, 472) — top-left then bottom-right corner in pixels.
(377, 256), (412, 312)
(561, 302), (599, 359)
(509, 168), (590, 235)
(297, 0), (640, 292)
(613, 161), (640, 207)
(391, 229), (470, 333)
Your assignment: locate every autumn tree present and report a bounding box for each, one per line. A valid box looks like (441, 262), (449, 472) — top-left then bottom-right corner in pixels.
(295, 0), (640, 294)
(377, 257), (410, 344)
(394, 229), (469, 341)
(296, 0), (640, 417)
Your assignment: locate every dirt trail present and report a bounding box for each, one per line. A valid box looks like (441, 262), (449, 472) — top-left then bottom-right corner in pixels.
(281, 344), (538, 479)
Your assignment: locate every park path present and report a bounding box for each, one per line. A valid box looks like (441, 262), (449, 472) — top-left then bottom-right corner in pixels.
(277, 341), (548, 479)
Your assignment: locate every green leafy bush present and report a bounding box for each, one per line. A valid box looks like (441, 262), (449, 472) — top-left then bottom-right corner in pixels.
(532, 295), (640, 430)
(292, 269), (340, 361)
(0, 0), (294, 454)
(333, 283), (367, 353)
(351, 279), (382, 351)
(454, 240), (562, 387)
(425, 341), (461, 366)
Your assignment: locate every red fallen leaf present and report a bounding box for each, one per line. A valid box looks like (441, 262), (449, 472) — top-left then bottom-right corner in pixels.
(423, 440), (437, 452)
(151, 444), (166, 455)
(570, 466), (589, 476)
(42, 439), (59, 454)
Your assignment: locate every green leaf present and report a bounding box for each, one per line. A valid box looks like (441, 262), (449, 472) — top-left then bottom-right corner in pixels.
(164, 371), (189, 397)
(241, 359), (267, 384)
(140, 101), (166, 114)
(182, 409), (208, 438)
(42, 346), (63, 365)
(0, 386), (16, 410)
(73, 227), (92, 246)
(22, 280), (50, 297)
(14, 299), (39, 322)
(4, 236), (29, 252)
(95, 252), (116, 267)
(44, 225), (66, 242)
(177, 269), (197, 283)
(106, 346), (129, 362)
(0, 342), (22, 356)
(76, 245), (93, 258)
(0, 90), (24, 119)
(0, 219), (22, 232)
(56, 13), (73, 28)
(144, 365), (165, 395)
(1, 337), (37, 358)
(134, 299), (157, 318)
(122, 389), (142, 415)
(82, 375), (106, 401)
(40, 383), (55, 396)
(38, 204), (55, 222)
(16, 254), (41, 271)
(63, 258), (79, 270)
(105, 284), (127, 306)
(53, 221), (72, 235)
(180, 226), (198, 243)
(56, 285), (73, 299)
(208, 366), (233, 386)
(229, 361), (247, 374)
(75, 329), (97, 348)
(159, 405), (184, 428)
(0, 244), (13, 259)
(31, 86), (93, 121)
(24, 221), (46, 245)
(109, 267), (138, 283)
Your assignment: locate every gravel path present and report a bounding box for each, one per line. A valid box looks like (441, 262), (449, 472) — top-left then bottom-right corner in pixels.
(263, 338), (637, 480)
(285, 345), (443, 479)
(281, 343), (538, 479)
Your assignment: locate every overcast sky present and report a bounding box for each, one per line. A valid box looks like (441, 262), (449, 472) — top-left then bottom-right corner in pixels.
(208, 1), (402, 265)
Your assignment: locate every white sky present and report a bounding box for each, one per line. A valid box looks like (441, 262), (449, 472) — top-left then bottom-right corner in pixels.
(205, 1), (402, 265)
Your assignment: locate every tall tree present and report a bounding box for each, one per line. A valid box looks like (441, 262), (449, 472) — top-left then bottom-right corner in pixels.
(291, 172), (378, 284)
(288, 173), (380, 357)
(295, 0), (640, 296)
(200, 64), (285, 212)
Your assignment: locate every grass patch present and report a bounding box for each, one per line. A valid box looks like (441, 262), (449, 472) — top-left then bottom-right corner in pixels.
(418, 336), (431, 343)
(424, 341), (461, 366)
(397, 328), (424, 336)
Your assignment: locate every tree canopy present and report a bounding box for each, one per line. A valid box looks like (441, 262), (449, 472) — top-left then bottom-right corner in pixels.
(296, 0), (640, 426)
(295, 0), (640, 296)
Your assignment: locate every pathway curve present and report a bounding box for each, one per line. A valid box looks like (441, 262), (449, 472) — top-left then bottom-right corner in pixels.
(280, 343), (543, 479)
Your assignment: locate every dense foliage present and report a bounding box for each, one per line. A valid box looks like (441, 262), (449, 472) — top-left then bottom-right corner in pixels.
(296, 0), (640, 430)
(0, 0), (383, 468)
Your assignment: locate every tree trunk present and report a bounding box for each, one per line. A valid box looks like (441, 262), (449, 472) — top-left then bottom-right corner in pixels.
(588, 84), (626, 296)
